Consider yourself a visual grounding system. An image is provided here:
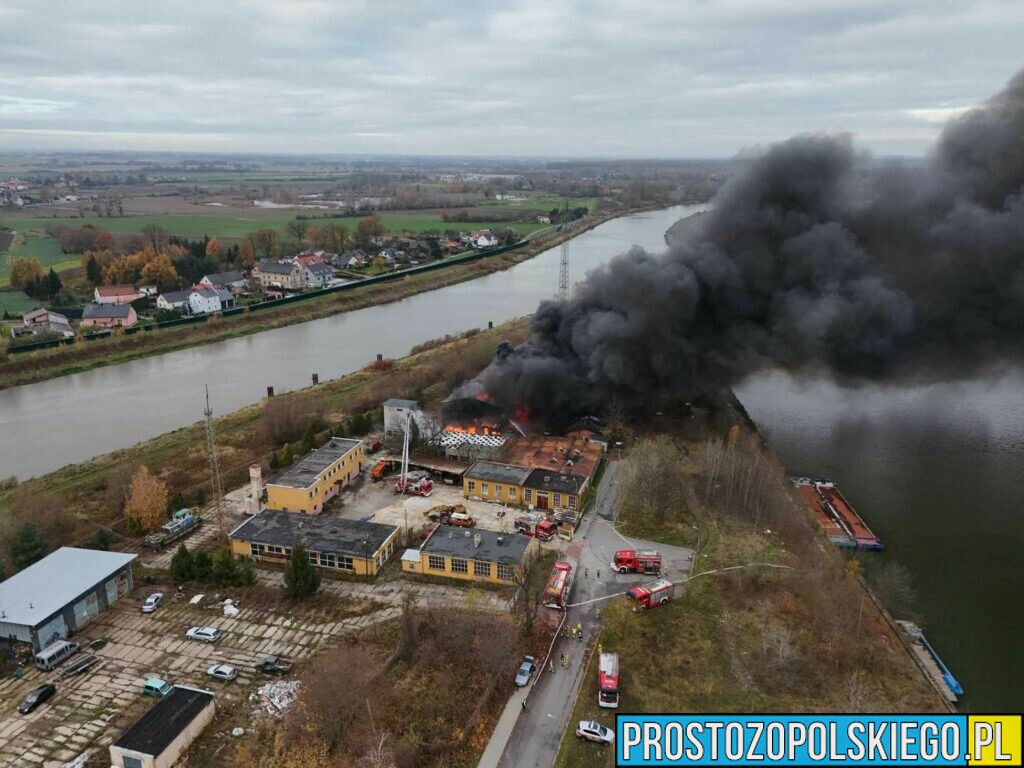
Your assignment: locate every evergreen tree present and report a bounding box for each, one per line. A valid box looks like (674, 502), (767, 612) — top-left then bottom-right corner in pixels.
(269, 451), (280, 469)
(192, 551), (213, 581)
(88, 529), (111, 551)
(85, 255), (102, 285)
(44, 268), (62, 299)
(280, 442), (294, 466)
(236, 558), (256, 586)
(283, 544), (320, 598)
(167, 491), (187, 513)
(170, 543), (194, 583)
(300, 423), (316, 454)
(7, 523), (47, 569)
(211, 548), (240, 586)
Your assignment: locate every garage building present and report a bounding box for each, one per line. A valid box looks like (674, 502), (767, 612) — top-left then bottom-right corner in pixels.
(110, 685), (215, 768)
(0, 547), (137, 650)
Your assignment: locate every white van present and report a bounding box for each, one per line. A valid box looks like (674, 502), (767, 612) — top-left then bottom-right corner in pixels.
(33, 640), (80, 671)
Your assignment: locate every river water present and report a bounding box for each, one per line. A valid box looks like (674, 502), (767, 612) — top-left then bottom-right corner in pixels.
(1, 202), (1016, 710)
(0, 204), (703, 480)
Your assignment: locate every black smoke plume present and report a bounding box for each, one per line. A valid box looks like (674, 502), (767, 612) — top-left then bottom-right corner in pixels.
(464, 69), (1024, 426)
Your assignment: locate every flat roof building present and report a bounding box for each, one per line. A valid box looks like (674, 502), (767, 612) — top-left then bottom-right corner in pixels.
(403, 526), (535, 584)
(265, 437), (365, 514)
(229, 509), (399, 576)
(0, 547), (136, 650)
(110, 685), (215, 768)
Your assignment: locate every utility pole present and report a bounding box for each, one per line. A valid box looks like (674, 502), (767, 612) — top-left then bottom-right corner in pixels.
(557, 239), (569, 301)
(203, 386), (226, 538)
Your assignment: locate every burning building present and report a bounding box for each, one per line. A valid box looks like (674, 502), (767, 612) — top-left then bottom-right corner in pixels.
(436, 388), (524, 460)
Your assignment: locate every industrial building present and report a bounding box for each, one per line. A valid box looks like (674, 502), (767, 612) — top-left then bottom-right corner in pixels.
(265, 437), (365, 514)
(0, 547), (137, 650)
(109, 685), (215, 768)
(522, 468), (586, 512)
(402, 527), (535, 584)
(229, 509), (399, 576)
(462, 461), (531, 503)
(383, 398), (420, 436)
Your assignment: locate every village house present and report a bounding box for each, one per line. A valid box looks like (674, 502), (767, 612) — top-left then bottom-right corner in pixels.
(252, 259), (304, 291)
(338, 249), (368, 268)
(138, 284), (158, 297)
(94, 285), (143, 305)
(292, 250), (325, 269)
(402, 526), (535, 584)
(304, 262), (334, 288)
(229, 510), (399, 576)
(471, 230), (499, 248)
(14, 308), (76, 340)
(199, 270), (247, 293)
(187, 288), (222, 315)
(265, 437), (365, 514)
(81, 303), (138, 329)
(377, 247), (397, 266)
(156, 289), (191, 314)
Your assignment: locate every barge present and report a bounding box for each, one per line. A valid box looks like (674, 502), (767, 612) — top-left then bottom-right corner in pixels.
(791, 477), (883, 550)
(896, 620), (963, 703)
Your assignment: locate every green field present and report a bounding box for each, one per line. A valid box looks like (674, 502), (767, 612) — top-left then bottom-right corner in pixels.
(0, 231), (79, 285)
(0, 289), (37, 316)
(0, 210), (550, 240)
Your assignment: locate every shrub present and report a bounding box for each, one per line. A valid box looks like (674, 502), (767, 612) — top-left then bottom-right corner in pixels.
(171, 543), (194, 583)
(283, 544), (320, 599)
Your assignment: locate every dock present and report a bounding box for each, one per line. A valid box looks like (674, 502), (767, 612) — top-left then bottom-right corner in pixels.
(791, 478), (883, 550)
(896, 621), (963, 703)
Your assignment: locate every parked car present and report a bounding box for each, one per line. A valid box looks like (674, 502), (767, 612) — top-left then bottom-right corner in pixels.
(514, 656), (535, 687)
(185, 626), (221, 643)
(207, 664), (238, 682)
(141, 592), (164, 614)
(17, 684), (56, 714)
(142, 678), (172, 697)
(254, 655), (293, 674)
(576, 720), (615, 745)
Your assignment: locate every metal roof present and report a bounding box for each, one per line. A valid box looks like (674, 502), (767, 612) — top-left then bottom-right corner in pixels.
(0, 547), (137, 628)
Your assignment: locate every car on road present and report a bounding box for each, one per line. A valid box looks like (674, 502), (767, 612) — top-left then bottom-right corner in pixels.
(576, 720), (615, 745)
(17, 684), (56, 714)
(207, 664), (238, 682)
(514, 656), (535, 687)
(143, 678), (172, 697)
(185, 626), (222, 643)
(141, 592), (164, 613)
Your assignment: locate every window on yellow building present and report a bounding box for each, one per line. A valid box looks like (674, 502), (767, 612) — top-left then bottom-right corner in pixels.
(307, 550), (318, 565)
(320, 553), (337, 568)
(508, 488), (517, 499)
(524, 490), (532, 503)
(451, 558), (468, 574)
(427, 555), (446, 571)
(497, 563), (514, 581)
(481, 483), (489, 494)
(338, 555), (353, 571)
(468, 481), (476, 493)
(568, 495), (577, 509)
(473, 560), (492, 578)
(495, 486), (503, 498)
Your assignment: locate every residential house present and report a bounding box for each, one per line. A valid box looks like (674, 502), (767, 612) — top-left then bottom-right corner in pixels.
(265, 437), (365, 514)
(401, 526), (535, 584)
(304, 262), (333, 288)
(229, 510), (399, 576)
(94, 285), (143, 305)
(252, 260), (304, 291)
(187, 288), (222, 315)
(216, 289), (235, 310)
(292, 250), (324, 268)
(13, 309), (75, 340)
(471, 230), (499, 248)
(376, 247), (397, 266)
(81, 303), (137, 329)
(156, 289), (192, 313)
(138, 285), (158, 297)
(536, 214), (551, 224)
(339, 249), (368, 268)
(199, 270), (247, 293)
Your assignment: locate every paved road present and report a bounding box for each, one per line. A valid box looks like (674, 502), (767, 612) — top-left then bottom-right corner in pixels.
(493, 461), (694, 767)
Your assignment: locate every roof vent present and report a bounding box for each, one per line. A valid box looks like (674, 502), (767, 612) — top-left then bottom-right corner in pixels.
(544, 475), (550, 482)
(497, 536), (504, 545)
(474, 534), (482, 548)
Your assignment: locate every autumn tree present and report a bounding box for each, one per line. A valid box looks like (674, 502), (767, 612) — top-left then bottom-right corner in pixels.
(205, 237), (220, 260)
(252, 228), (279, 259)
(124, 466), (169, 533)
(93, 230), (114, 250)
(238, 238), (256, 267)
(140, 255), (180, 290)
(354, 215), (385, 249)
(141, 223), (167, 251)
(9, 257), (43, 288)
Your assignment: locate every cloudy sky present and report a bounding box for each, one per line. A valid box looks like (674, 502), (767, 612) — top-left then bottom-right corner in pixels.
(0, 0), (1021, 158)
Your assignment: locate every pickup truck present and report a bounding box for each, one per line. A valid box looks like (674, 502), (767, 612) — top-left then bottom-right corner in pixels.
(254, 655), (293, 674)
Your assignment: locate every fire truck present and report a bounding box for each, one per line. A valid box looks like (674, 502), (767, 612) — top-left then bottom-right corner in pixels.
(625, 578), (675, 610)
(611, 548), (662, 574)
(598, 652), (620, 708)
(543, 561), (574, 609)
(394, 477), (433, 496)
(514, 517), (556, 541)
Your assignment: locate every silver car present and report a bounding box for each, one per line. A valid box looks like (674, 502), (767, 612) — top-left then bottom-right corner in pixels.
(141, 593), (164, 614)
(207, 664), (237, 682)
(576, 720), (615, 745)
(185, 626), (221, 643)
(514, 656), (535, 687)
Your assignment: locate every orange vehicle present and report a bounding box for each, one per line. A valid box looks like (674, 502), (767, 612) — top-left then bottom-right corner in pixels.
(370, 458), (392, 482)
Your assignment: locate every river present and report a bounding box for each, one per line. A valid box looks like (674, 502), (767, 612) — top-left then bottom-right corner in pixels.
(2, 202), (1016, 710)
(0, 204), (704, 480)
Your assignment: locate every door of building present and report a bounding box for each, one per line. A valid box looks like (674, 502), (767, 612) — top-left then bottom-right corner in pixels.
(536, 493), (549, 510)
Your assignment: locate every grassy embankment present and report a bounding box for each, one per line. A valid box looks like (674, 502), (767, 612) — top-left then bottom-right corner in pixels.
(0, 320), (529, 561)
(664, 208), (707, 247)
(557, 415), (945, 767)
(0, 207), (635, 390)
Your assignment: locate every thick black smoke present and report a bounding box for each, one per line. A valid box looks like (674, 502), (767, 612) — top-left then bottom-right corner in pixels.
(468, 70), (1024, 425)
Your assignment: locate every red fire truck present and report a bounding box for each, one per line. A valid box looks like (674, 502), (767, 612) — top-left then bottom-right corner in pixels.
(514, 517), (556, 541)
(543, 561), (573, 609)
(598, 652), (620, 708)
(611, 549), (662, 574)
(625, 578), (675, 610)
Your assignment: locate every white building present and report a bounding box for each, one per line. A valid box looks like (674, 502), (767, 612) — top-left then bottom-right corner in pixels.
(304, 262), (334, 288)
(156, 289), (191, 313)
(187, 288), (221, 315)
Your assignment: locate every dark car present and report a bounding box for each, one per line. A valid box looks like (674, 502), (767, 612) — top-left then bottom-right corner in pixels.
(18, 684), (56, 714)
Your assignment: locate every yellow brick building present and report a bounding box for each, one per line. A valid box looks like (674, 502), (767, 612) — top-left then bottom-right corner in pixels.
(402, 527), (536, 584)
(462, 461), (530, 505)
(229, 509), (399, 577)
(265, 437), (364, 515)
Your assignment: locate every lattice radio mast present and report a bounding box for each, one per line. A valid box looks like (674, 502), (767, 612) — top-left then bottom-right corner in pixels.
(557, 239), (569, 301)
(203, 385), (226, 538)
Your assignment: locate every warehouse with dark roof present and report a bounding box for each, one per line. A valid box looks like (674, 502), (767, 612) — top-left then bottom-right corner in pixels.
(109, 685), (215, 768)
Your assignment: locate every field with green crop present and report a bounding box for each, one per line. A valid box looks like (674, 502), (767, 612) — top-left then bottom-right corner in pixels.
(0, 231), (79, 285)
(0, 289), (37, 316)
(0, 210), (550, 240)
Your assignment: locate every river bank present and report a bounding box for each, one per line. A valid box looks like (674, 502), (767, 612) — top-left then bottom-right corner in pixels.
(0, 205), (666, 392)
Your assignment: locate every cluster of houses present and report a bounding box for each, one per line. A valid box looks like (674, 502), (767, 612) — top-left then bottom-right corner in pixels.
(250, 250), (335, 293)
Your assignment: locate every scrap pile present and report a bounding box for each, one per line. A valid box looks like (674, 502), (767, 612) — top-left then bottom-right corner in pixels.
(250, 680), (300, 719)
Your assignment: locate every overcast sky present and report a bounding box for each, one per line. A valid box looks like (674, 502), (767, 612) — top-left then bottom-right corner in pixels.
(0, 0), (1021, 158)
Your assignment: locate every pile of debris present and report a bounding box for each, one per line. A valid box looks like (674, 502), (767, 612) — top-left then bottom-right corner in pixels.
(249, 680), (300, 719)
